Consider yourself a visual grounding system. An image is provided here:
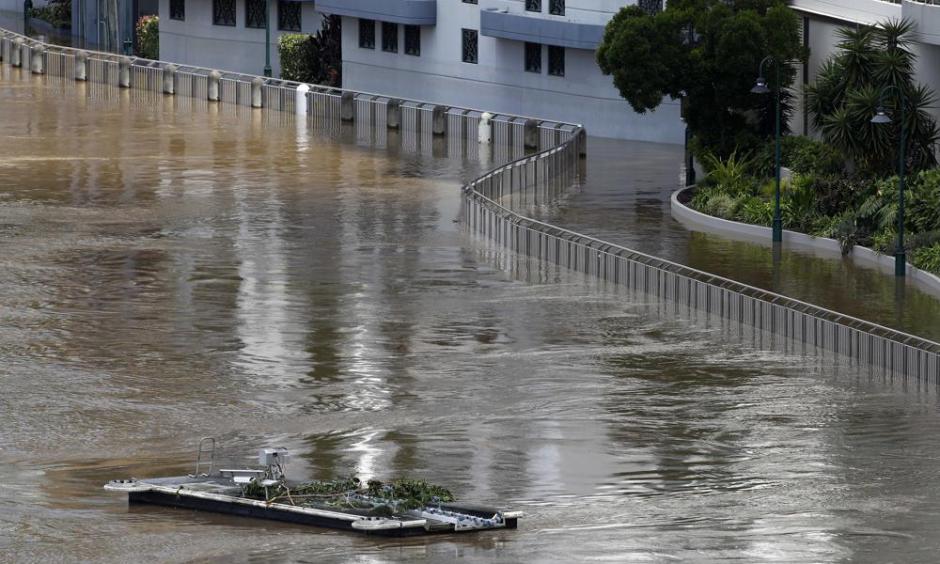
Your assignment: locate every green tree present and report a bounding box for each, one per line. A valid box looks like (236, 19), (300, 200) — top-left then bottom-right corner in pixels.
(135, 15), (159, 60)
(806, 20), (939, 174)
(596, 0), (805, 158)
(278, 15), (342, 86)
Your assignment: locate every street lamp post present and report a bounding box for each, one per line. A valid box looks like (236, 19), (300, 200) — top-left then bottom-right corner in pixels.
(264, 0), (272, 77)
(751, 56), (783, 244)
(871, 86), (907, 277)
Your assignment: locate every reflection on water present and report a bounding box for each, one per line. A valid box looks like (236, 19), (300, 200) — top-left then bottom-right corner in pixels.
(2, 69), (940, 563)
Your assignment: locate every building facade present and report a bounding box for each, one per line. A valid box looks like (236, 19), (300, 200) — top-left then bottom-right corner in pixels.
(790, 0), (940, 136)
(158, 0), (322, 76)
(143, 1), (940, 144)
(316, 0), (682, 143)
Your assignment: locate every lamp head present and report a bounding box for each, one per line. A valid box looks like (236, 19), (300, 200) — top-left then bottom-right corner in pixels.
(751, 76), (770, 95)
(871, 107), (892, 125)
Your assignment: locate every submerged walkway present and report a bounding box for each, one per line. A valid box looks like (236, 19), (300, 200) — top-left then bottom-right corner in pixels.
(542, 137), (940, 343)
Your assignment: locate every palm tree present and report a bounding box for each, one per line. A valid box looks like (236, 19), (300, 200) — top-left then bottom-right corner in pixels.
(806, 19), (938, 174)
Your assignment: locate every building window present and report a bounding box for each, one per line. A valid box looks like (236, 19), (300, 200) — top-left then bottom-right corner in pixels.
(462, 29), (478, 64)
(638, 0), (663, 15)
(525, 0), (541, 12)
(462, 0), (477, 3)
(359, 19), (375, 49)
(548, 45), (564, 76)
(278, 0), (301, 31)
(404, 25), (421, 56)
(213, 0), (236, 26)
(245, 0), (266, 29)
(382, 22), (399, 53)
(549, 0), (564, 16)
(170, 0), (185, 21)
(524, 42), (541, 73)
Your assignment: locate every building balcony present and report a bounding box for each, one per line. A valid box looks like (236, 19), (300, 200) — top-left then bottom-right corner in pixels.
(314, 0), (436, 26)
(903, 1), (940, 46)
(479, 7), (606, 50)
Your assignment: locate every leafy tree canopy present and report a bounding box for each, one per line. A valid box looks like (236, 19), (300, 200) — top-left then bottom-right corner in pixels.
(596, 0), (805, 157)
(806, 20), (939, 174)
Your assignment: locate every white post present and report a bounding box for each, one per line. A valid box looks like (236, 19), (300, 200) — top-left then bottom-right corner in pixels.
(208, 70), (221, 101)
(75, 51), (88, 81)
(30, 46), (44, 74)
(11, 38), (22, 67)
(296, 84), (309, 116)
(163, 64), (177, 94)
(251, 77), (263, 108)
(479, 112), (493, 144)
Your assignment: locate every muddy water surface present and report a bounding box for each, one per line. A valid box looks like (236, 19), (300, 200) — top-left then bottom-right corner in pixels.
(2, 68), (940, 563)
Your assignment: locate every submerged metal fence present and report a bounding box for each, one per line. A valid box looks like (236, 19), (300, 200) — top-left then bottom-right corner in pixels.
(3, 27), (939, 381)
(463, 133), (940, 381)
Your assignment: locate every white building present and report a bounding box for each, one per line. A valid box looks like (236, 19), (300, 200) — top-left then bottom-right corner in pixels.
(157, 0), (322, 77)
(154, 0), (940, 143)
(790, 0), (940, 134)
(157, 0), (683, 143)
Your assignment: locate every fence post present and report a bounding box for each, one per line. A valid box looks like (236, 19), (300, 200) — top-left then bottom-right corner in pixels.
(118, 57), (132, 87)
(296, 84), (309, 116)
(162, 64), (177, 94)
(251, 77), (263, 108)
(30, 46), (43, 74)
(11, 38), (22, 67)
(207, 70), (221, 101)
(75, 51), (88, 81)
(479, 112), (493, 144)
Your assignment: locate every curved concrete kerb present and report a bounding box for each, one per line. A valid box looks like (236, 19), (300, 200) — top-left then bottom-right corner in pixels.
(296, 84), (309, 116)
(670, 187), (940, 299)
(207, 70), (221, 101)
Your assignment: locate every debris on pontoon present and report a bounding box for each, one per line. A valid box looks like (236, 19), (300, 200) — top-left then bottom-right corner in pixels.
(104, 438), (521, 536)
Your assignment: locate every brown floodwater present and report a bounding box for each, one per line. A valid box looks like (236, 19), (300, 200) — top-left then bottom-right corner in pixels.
(4, 67), (940, 564)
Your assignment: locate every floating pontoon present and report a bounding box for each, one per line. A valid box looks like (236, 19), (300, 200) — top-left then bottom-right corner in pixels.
(105, 439), (520, 536)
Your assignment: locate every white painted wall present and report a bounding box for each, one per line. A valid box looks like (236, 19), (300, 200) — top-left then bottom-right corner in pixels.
(159, 0), (321, 76)
(341, 1), (684, 142)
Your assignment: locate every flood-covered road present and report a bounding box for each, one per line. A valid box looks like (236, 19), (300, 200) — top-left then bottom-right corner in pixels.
(3, 68), (940, 563)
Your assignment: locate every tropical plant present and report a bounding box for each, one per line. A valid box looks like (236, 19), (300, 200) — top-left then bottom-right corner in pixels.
(596, 0), (806, 158)
(702, 150), (754, 195)
(278, 15), (342, 86)
(912, 243), (940, 274)
(907, 169), (940, 233)
(806, 20), (939, 174)
(135, 16), (159, 60)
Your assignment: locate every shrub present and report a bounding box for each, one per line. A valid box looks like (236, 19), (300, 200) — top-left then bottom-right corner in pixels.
(136, 16), (159, 60)
(912, 243), (940, 275)
(701, 150), (754, 196)
(738, 196), (773, 226)
(278, 15), (341, 85)
(781, 184), (818, 232)
(30, 0), (71, 29)
(908, 169), (940, 233)
(871, 229), (898, 253)
(750, 135), (845, 178)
